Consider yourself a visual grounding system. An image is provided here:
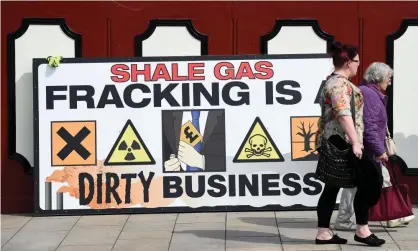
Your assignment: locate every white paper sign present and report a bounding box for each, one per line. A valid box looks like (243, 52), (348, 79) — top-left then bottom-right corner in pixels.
(34, 54), (333, 214)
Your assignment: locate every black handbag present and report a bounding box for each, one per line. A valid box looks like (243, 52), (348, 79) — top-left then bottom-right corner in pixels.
(314, 82), (357, 188)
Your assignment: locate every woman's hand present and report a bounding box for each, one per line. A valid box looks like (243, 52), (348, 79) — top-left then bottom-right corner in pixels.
(352, 143), (363, 159)
(377, 152), (388, 163)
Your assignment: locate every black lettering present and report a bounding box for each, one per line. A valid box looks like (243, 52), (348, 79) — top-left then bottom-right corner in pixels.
(154, 84), (180, 107)
(138, 171), (154, 203)
(46, 86), (67, 109)
(185, 175), (205, 198)
(69, 85), (95, 109)
(262, 174), (281, 196)
(97, 173), (103, 204)
(97, 85), (124, 108)
(163, 176), (183, 198)
(282, 173), (302, 196)
(222, 81), (250, 106)
(229, 175), (236, 196)
(182, 83), (190, 106)
(184, 126), (199, 144)
(275, 80), (302, 105)
(238, 174), (259, 196)
(207, 175), (227, 197)
(303, 173), (323, 195)
(315, 80), (326, 104)
(105, 173), (122, 204)
(79, 173), (94, 205)
(121, 173), (137, 204)
(123, 84), (151, 108)
(265, 81), (274, 105)
(193, 82), (220, 106)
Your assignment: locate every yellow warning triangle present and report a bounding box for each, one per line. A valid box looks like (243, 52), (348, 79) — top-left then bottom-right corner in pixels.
(233, 117), (285, 163)
(104, 120), (155, 166)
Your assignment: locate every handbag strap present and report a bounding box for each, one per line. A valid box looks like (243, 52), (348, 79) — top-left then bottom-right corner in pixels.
(388, 159), (400, 185)
(386, 124), (391, 138)
(349, 84), (356, 125)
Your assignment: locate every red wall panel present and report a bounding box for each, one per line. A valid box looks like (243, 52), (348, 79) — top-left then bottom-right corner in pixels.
(360, 1), (418, 206)
(108, 2), (233, 57)
(235, 2), (360, 83)
(1, 1), (109, 213)
(359, 2), (418, 76)
(1, 1), (417, 213)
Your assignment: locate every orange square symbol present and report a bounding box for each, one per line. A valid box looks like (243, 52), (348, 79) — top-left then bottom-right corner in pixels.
(51, 121), (97, 166)
(290, 116), (320, 161)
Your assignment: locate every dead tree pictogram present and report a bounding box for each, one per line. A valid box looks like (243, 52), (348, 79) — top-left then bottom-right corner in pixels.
(296, 121), (315, 152)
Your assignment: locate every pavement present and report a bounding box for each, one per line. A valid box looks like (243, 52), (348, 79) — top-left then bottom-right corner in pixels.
(1, 205), (417, 251)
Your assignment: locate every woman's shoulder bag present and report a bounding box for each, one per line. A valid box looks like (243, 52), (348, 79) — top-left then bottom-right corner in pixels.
(314, 83), (357, 188)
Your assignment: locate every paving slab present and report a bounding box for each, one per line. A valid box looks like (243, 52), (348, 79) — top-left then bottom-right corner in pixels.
(2, 229), (69, 251)
(123, 218), (176, 232)
(128, 213), (178, 223)
(56, 245), (113, 251)
(60, 225), (123, 246)
(176, 212), (225, 224)
(23, 216), (79, 231)
(279, 221), (324, 243)
(282, 242), (341, 251)
(226, 236), (283, 251)
(76, 215), (127, 226)
(169, 245), (224, 251)
(227, 214), (279, 238)
(1, 214), (32, 229)
(228, 211), (276, 219)
(1, 209), (417, 251)
(169, 232), (224, 251)
(174, 222), (225, 232)
(113, 239), (170, 251)
(1, 228), (20, 247)
(395, 241), (418, 250)
(118, 229), (173, 240)
(236, 215), (278, 227)
(275, 211), (317, 223)
(227, 225), (279, 238)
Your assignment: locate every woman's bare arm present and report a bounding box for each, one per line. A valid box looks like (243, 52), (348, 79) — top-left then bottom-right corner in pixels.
(338, 116), (359, 145)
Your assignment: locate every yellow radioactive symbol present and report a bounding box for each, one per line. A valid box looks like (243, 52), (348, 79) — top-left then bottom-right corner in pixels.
(233, 117), (285, 163)
(104, 120), (155, 166)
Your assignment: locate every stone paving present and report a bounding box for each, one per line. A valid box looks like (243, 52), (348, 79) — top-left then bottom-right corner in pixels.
(1, 205), (417, 251)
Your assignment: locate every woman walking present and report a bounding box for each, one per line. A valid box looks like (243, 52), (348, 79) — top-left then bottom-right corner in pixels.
(314, 41), (386, 247)
(334, 62), (415, 230)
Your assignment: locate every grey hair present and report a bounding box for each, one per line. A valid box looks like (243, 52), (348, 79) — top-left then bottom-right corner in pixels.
(363, 62), (394, 84)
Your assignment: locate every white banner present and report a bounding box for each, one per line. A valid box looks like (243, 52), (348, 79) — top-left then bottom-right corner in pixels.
(34, 54), (333, 214)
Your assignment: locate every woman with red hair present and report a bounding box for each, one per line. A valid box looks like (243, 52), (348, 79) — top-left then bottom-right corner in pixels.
(314, 41), (386, 247)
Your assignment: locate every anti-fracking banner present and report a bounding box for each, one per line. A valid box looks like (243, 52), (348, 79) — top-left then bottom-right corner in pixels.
(33, 54), (333, 214)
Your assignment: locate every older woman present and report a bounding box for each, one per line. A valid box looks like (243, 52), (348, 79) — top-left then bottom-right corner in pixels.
(335, 62), (415, 230)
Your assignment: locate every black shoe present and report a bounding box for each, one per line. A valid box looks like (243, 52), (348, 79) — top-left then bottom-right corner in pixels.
(354, 234), (386, 246)
(316, 234), (348, 245)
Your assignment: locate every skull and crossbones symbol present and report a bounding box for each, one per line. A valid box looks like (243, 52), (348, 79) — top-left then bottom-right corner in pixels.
(245, 134), (272, 158)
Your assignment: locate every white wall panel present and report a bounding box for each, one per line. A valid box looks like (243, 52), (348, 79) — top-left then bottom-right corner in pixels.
(7, 18), (81, 172)
(388, 19), (418, 175)
(135, 20), (208, 57)
(261, 20), (333, 55)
